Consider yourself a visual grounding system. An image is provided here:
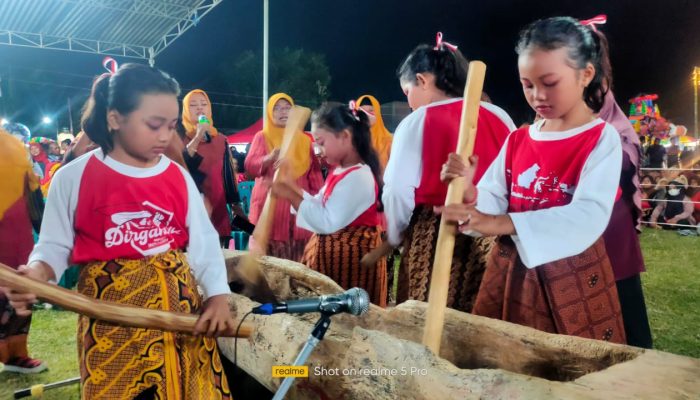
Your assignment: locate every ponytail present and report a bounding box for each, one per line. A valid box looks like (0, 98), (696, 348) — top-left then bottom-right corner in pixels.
(81, 73), (113, 152)
(585, 29), (612, 109)
(397, 42), (469, 98)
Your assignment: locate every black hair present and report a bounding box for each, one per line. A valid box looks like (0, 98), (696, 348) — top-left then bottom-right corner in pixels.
(311, 102), (384, 211)
(516, 16), (612, 113)
(640, 174), (655, 184)
(396, 41), (469, 98)
(81, 63), (180, 153)
(61, 139), (72, 146)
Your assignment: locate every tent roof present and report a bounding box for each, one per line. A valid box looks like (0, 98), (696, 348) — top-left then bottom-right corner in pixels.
(0, 0), (222, 63)
(227, 118), (262, 144)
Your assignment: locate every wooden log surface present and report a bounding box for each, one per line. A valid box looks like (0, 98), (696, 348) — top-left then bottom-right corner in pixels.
(220, 251), (700, 400)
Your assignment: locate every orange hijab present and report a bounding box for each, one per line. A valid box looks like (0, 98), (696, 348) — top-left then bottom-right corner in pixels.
(182, 89), (219, 138)
(263, 93), (312, 179)
(0, 128), (39, 220)
(356, 95), (393, 170)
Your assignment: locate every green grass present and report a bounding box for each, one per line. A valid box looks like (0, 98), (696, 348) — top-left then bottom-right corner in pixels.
(0, 310), (79, 400)
(639, 228), (700, 358)
(0, 229), (697, 398)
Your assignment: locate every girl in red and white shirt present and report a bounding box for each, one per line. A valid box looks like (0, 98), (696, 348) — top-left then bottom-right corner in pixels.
(273, 102), (387, 307)
(4, 64), (233, 399)
(440, 17), (626, 344)
(383, 33), (515, 312)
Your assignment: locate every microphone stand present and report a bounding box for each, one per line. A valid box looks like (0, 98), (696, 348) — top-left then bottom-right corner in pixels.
(272, 313), (332, 400)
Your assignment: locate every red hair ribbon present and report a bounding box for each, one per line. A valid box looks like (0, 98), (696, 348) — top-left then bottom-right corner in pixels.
(350, 100), (375, 119)
(580, 14), (607, 32)
(348, 100), (359, 119)
(434, 32), (458, 52)
(102, 57), (119, 74)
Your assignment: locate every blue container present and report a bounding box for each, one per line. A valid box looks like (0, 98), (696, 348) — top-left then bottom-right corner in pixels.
(231, 231), (250, 250)
(238, 181), (254, 215)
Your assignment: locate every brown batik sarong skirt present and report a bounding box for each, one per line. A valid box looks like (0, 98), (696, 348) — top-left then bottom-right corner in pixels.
(397, 206), (494, 313)
(77, 250), (232, 399)
(301, 226), (387, 307)
(473, 236), (626, 344)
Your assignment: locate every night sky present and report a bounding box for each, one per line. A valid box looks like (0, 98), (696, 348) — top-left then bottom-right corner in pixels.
(1, 0), (699, 132)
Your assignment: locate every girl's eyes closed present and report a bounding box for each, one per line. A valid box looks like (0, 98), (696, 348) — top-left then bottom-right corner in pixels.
(146, 120), (177, 131)
(543, 81), (558, 88)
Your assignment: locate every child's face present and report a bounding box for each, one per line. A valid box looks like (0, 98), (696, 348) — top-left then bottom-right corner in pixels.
(311, 124), (352, 166)
(401, 74), (435, 111)
(109, 93), (179, 163)
(518, 47), (594, 121)
(188, 92), (209, 122)
(48, 142), (60, 155)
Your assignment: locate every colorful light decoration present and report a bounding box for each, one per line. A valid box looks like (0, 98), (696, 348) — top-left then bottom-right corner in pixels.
(628, 94), (669, 138)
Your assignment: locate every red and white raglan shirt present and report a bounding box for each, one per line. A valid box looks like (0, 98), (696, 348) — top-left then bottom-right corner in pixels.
(295, 164), (379, 234)
(383, 98), (516, 245)
(28, 149), (230, 298)
(475, 118), (622, 268)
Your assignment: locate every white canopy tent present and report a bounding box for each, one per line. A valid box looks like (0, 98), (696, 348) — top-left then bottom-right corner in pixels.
(0, 0), (223, 66)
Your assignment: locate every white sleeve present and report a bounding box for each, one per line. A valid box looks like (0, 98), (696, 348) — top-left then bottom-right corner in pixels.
(480, 101), (517, 132)
(475, 135), (511, 215)
(180, 166), (231, 298)
(27, 165), (80, 281)
(382, 109), (426, 245)
(508, 126), (622, 268)
(296, 167), (376, 234)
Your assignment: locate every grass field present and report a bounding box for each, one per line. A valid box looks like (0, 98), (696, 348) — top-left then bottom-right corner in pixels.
(0, 228), (698, 399)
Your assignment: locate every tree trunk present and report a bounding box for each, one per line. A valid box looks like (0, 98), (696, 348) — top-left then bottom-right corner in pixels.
(219, 250), (700, 400)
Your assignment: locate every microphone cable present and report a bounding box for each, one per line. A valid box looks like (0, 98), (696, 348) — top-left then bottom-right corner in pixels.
(233, 310), (254, 369)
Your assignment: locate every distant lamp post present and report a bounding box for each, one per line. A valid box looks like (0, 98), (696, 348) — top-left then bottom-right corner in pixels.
(693, 67), (699, 138)
(42, 116), (52, 124)
(1, 118), (8, 125)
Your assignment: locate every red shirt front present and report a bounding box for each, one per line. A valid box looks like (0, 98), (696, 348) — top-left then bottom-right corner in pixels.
(414, 102), (512, 206)
(72, 156), (189, 263)
(323, 166), (379, 227)
(505, 123), (604, 212)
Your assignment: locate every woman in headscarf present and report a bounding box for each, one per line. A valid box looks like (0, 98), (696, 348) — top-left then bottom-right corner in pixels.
(180, 89), (243, 246)
(599, 90), (653, 349)
(356, 95), (393, 172)
(355, 95), (395, 301)
(245, 93), (324, 261)
(0, 128), (46, 373)
(28, 137), (60, 189)
(27, 137), (52, 180)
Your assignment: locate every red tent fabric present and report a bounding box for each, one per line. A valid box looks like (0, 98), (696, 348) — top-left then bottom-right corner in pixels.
(227, 118), (262, 144)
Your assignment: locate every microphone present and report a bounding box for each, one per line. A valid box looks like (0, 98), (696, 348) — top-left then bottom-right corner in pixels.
(198, 114), (211, 142)
(252, 287), (370, 316)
